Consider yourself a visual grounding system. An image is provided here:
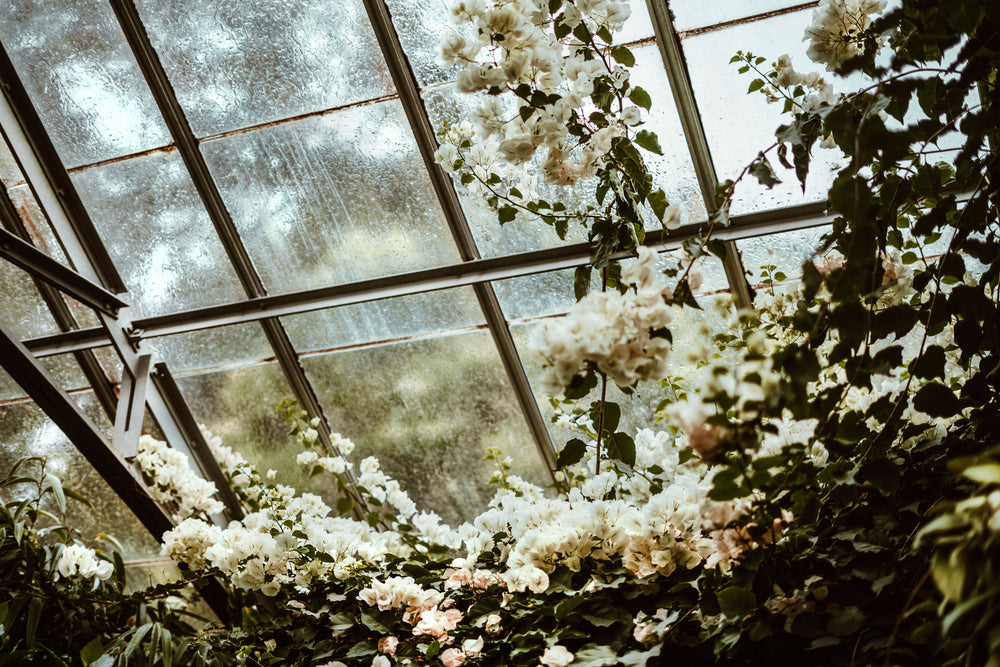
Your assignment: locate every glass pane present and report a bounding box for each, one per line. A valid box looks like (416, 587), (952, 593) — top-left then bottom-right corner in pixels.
(670, 0), (808, 32)
(0, 0), (171, 167)
(0, 398), (161, 558)
(494, 252), (728, 321)
(5, 184), (70, 263)
(0, 355), (89, 402)
(386, 0), (654, 90)
(284, 288), (484, 354)
(171, 362), (333, 501)
(134, 0), (393, 137)
(1, 135), (24, 186)
(144, 323), (274, 374)
(71, 151), (246, 317)
(0, 255), (62, 340)
(684, 10), (853, 214)
(424, 43), (703, 257)
(739, 225), (833, 286)
(201, 101), (462, 292)
(303, 332), (550, 526)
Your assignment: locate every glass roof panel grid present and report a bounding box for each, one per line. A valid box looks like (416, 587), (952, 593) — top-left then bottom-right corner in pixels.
(284, 287), (485, 355)
(0, 396), (161, 558)
(0, 253), (65, 341)
(70, 150), (248, 317)
(683, 10), (853, 215)
(668, 0), (814, 33)
(0, 0), (172, 168)
(200, 100), (463, 293)
(4, 183), (72, 266)
(133, 0), (395, 137)
(143, 322), (275, 374)
(302, 331), (551, 526)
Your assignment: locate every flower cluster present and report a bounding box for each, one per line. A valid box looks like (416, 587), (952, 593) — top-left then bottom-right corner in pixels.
(57, 544), (113, 582)
(529, 246), (674, 393)
(135, 434), (224, 522)
(804, 0), (887, 71)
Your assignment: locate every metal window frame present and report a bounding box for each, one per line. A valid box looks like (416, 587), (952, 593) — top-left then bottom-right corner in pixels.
(21, 201), (832, 357)
(646, 0), (754, 309)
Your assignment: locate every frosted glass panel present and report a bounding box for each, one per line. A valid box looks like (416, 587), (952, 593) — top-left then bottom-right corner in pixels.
(0, 0), (171, 167)
(134, 0), (393, 136)
(202, 101), (461, 291)
(424, 45), (703, 257)
(72, 152), (246, 316)
(285, 288), (484, 354)
(670, 0), (808, 32)
(303, 333), (550, 525)
(0, 399), (161, 558)
(1, 136), (23, 186)
(684, 10), (852, 214)
(0, 260), (58, 340)
(739, 225), (833, 285)
(144, 323), (274, 373)
(387, 0), (653, 89)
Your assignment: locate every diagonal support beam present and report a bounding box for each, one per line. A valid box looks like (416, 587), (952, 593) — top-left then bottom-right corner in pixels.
(645, 0), (753, 309)
(362, 0), (559, 476)
(0, 225), (126, 317)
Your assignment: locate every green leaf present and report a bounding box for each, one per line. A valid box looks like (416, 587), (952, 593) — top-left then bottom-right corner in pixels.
(606, 432), (636, 468)
(910, 345), (946, 379)
(748, 153), (781, 189)
(573, 644), (619, 667)
(717, 586), (756, 618)
(121, 623), (153, 663)
(25, 597), (42, 648)
(628, 86), (651, 111)
(913, 382), (961, 417)
(747, 78), (765, 93)
(574, 265), (592, 301)
(827, 606), (866, 636)
(610, 45), (635, 66)
(647, 188), (668, 223)
(497, 205), (517, 224)
(634, 130), (662, 155)
(80, 637), (103, 667)
(43, 473), (66, 514)
(557, 439), (587, 469)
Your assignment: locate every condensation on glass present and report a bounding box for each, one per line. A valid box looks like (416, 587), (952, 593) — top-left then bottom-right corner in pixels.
(0, 0), (171, 167)
(71, 151), (247, 317)
(134, 0), (394, 137)
(283, 287), (485, 355)
(668, 0), (812, 33)
(301, 332), (550, 526)
(200, 100), (462, 293)
(144, 322), (274, 374)
(683, 9), (849, 215)
(738, 225), (833, 285)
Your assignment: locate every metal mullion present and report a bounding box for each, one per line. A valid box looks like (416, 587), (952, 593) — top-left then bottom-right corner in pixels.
(0, 189), (119, 418)
(22, 201), (835, 357)
(645, 0), (753, 309)
(362, 0), (558, 475)
(0, 44), (125, 294)
(107, 0), (359, 495)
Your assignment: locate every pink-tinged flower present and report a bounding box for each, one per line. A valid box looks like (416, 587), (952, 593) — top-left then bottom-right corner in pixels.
(485, 613), (502, 635)
(413, 608), (464, 642)
(378, 636), (399, 655)
(440, 648), (467, 667)
(540, 645), (574, 667)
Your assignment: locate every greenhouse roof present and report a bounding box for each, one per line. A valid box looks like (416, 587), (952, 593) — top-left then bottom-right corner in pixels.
(0, 0), (833, 559)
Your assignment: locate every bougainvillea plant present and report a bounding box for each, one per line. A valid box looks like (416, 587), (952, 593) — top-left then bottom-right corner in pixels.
(0, 0), (997, 665)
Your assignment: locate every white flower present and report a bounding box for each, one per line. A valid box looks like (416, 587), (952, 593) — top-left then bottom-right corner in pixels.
(58, 544), (113, 581)
(540, 645), (574, 667)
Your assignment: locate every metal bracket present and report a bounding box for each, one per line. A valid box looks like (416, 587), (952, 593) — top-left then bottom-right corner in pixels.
(112, 352), (150, 460)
